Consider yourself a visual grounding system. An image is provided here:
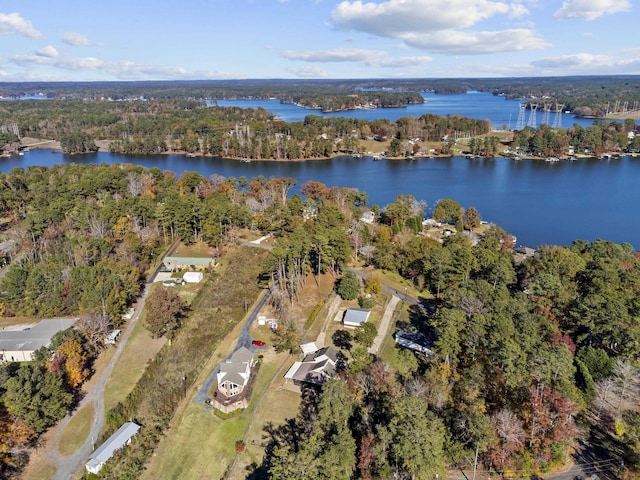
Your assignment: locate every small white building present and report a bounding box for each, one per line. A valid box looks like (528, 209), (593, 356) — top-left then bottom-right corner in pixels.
(342, 308), (371, 328)
(360, 211), (376, 224)
(183, 271), (203, 283)
(85, 422), (140, 474)
(104, 329), (121, 345)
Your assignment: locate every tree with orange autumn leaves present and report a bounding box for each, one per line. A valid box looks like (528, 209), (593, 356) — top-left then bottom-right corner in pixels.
(49, 335), (90, 389)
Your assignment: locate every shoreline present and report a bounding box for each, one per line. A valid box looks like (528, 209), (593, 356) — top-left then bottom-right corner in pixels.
(18, 137), (635, 163)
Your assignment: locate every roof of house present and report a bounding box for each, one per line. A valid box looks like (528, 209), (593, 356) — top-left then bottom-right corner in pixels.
(86, 422), (140, 471)
(284, 346), (339, 385)
(163, 256), (213, 266)
(343, 308), (370, 326)
(105, 329), (121, 341)
(218, 347), (253, 387)
(395, 329), (433, 355)
(515, 246), (536, 256)
(0, 318), (77, 353)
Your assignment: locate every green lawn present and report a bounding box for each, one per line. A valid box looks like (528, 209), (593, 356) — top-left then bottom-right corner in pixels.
(103, 312), (166, 411)
(59, 402), (94, 456)
(142, 351), (291, 480)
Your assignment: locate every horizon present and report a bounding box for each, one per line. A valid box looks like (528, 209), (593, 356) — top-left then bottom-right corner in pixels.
(1, 0), (637, 82)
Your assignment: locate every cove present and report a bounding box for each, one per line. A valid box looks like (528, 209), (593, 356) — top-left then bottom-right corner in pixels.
(3, 150), (639, 250)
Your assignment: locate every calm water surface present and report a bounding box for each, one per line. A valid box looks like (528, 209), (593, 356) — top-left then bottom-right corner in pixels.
(212, 91), (598, 130)
(3, 150), (639, 249)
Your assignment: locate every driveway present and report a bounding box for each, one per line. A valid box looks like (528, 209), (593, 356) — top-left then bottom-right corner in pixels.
(194, 287), (272, 404)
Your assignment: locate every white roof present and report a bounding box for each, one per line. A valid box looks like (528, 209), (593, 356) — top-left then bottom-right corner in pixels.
(106, 330), (121, 341)
(343, 308), (370, 326)
(300, 342), (318, 355)
(86, 422), (140, 473)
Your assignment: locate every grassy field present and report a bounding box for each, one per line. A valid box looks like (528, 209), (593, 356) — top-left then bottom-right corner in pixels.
(103, 310), (166, 411)
(58, 402), (94, 456)
(172, 240), (215, 257)
(229, 371), (302, 480)
(21, 463), (57, 480)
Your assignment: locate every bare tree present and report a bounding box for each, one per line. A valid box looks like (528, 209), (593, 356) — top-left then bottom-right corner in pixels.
(86, 213), (107, 239)
(126, 171), (143, 197)
(75, 313), (113, 355)
(491, 409), (525, 447)
(613, 360), (638, 413)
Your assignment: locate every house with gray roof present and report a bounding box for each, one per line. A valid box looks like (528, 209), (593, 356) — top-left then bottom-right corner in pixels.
(284, 346), (339, 386)
(0, 318), (77, 362)
(212, 347), (255, 413)
(85, 422), (140, 474)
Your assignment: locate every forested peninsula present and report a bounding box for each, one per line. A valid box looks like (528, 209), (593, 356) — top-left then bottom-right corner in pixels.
(0, 163), (639, 479)
(2, 95), (639, 160)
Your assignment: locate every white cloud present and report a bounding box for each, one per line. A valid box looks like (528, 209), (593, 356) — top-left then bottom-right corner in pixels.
(0, 12), (42, 38)
(62, 32), (97, 46)
(401, 28), (549, 54)
(366, 56), (432, 67)
(281, 47), (431, 69)
(509, 3), (530, 18)
(531, 53), (640, 74)
(287, 66), (329, 77)
(9, 52), (240, 80)
(35, 45), (59, 58)
(11, 54), (106, 70)
(331, 0), (547, 55)
(332, 0), (511, 35)
(281, 48), (387, 62)
(554, 0), (631, 20)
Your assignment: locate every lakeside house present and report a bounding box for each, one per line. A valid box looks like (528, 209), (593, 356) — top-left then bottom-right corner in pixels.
(284, 346), (339, 386)
(213, 347), (255, 413)
(85, 422), (140, 474)
(0, 318), (78, 362)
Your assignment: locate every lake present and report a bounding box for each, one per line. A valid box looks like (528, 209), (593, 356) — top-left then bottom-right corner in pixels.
(3, 150), (639, 249)
(211, 91), (599, 130)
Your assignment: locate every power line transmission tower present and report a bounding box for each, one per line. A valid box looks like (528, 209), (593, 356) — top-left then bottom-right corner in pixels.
(527, 104), (538, 128)
(541, 104), (551, 125)
(553, 103), (564, 129)
(515, 103), (526, 130)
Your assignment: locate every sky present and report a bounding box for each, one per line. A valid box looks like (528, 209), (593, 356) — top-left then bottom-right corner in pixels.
(0, 0), (638, 81)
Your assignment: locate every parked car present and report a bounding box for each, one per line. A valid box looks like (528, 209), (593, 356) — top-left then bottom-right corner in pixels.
(251, 340), (266, 347)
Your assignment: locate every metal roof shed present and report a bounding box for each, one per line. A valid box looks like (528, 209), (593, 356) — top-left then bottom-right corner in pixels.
(85, 422), (140, 474)
(342, 308), (371, 328)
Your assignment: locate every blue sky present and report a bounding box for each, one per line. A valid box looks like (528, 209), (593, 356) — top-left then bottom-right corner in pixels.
(0, 0), (637, 81)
